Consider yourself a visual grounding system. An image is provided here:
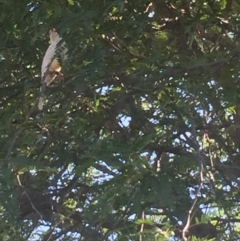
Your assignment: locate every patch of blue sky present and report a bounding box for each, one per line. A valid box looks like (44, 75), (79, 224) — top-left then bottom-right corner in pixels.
(227, 32), (234, 39)
(47, 166), (74, 192)
(27, 2), (36, 12)
(27, 224), (52, 241)
(148, 11), (154, 18)
(152, 108), (162, 117)
(200, 203), (219, 214)
(91, 160), (119, 184)
(140, 152), (149, 157)
(207, 79), (217, 87)
(0, 55), (5, 62)
(91, 171), (115, 183)
(118, 114), (131, 127)
(149, 118), (159, 124)
(95, 85), (113, 95)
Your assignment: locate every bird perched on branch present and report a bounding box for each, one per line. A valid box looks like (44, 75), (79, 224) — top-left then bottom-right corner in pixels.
(38, 28), (68, 110)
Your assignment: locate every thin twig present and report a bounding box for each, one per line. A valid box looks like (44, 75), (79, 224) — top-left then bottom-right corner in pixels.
(182, 117), (205, 240)
(139, 211), (145, 241)
(144, 2), (153, 13)
(42, 225), (55, 241)
(17, 174), (43, 219)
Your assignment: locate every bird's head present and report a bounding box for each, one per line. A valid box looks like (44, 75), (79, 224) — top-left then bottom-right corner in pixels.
(49, 28), (59, 43)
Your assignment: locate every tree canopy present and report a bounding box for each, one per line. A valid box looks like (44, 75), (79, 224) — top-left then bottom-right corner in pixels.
(1, 0), (240, 240)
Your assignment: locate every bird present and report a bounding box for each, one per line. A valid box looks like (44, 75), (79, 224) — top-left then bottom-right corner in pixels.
(38, 28), (68, 110)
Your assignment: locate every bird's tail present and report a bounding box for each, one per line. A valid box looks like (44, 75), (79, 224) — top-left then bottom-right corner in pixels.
(38, 81), (46, 110)
(38, 95), (44, 110)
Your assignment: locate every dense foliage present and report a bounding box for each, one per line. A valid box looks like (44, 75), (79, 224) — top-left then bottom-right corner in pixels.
(1, 0), (240, 240)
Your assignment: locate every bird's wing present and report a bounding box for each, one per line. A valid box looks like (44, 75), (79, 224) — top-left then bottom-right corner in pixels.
(41, 39), (60, 81)
(58, 38), (68, 62)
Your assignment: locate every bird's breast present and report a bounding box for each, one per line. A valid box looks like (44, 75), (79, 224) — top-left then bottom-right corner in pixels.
(49, 58), (61, 72)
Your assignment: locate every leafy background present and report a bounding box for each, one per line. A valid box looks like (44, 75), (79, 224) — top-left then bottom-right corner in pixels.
(1, 0), (240, 240)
